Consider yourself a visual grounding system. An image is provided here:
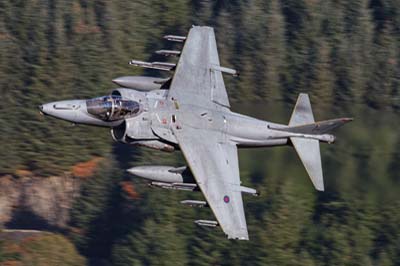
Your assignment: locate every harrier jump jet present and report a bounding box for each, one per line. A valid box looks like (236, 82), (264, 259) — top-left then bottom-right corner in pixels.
(40, 26), (352, 240)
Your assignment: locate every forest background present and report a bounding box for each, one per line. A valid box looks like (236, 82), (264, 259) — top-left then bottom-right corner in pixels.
(0, 0), (400, 265)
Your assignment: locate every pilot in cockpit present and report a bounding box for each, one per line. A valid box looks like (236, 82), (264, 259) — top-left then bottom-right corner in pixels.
(86, 95), (140, 121)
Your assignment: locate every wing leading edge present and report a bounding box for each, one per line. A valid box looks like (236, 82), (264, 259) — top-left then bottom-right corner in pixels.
(168, 26), (230, 108)
(172, 126), (249, 240)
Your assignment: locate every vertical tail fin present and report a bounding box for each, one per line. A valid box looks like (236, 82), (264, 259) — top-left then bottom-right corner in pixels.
(289, 94), (324, 191)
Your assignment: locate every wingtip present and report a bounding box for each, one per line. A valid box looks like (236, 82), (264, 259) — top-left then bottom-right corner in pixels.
(226, 227), (249, 241)
(313, 180), (324, 192)
(227, 234), (249, 241)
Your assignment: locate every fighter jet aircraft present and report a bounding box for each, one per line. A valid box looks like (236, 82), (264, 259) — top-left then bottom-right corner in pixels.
(40, 26), (352, 240)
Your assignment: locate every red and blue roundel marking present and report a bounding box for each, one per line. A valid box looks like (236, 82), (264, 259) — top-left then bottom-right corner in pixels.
(223, 195), (230, 203)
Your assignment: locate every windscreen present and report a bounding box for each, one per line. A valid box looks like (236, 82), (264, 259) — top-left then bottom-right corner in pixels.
(86, 95), (140, 121)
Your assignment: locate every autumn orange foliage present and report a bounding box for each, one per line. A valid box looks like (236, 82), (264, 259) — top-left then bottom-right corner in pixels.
(71, 157), (103, 178)
(120, 181), (140, 200)
(14, 169), (33, 178)
(1, 261), (22, 266)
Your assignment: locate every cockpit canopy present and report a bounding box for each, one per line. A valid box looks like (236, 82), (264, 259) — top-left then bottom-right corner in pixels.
(86, 95), (140, 121)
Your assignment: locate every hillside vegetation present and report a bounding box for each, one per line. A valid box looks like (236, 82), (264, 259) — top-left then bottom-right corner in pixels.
(0, 231), (85, 266)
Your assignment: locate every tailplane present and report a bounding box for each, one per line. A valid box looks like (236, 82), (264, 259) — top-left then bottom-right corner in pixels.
(291, 138), (324, 190)
(285, 93), (352, 191)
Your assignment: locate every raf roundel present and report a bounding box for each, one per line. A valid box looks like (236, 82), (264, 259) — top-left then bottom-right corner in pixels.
(223, 195), (230, 203)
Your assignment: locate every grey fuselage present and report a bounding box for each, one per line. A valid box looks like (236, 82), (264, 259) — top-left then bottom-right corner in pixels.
(40, 88), (289, 151)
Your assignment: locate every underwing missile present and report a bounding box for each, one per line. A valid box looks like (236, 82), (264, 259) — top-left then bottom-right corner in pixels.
(155, 50), (181, 57)
(163, 35), (186, 42)
(149, 182), (197, 191)
(181, 200), (208, 208)
(194, 220), (218, 227)
(129, 60), (176, 71)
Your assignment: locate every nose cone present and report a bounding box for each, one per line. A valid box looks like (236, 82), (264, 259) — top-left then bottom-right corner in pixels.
(127, 166), (147, 177)
(127, 166), (160, 181)
(39, 100), (83, 122)
(127, 166), (185, 183)
(38, 105), (44, 114)
(39, 103), (53, 116)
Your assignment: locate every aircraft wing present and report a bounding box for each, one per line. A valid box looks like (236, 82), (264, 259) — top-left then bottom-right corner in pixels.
(167, 26), (231, 108)
(172, 126), (249, 240)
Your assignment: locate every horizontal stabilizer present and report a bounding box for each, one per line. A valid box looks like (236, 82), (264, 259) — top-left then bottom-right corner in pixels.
(291, 138), (324, 191)
(290, 93), (324, 191)
(286, 93), (352, 190)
